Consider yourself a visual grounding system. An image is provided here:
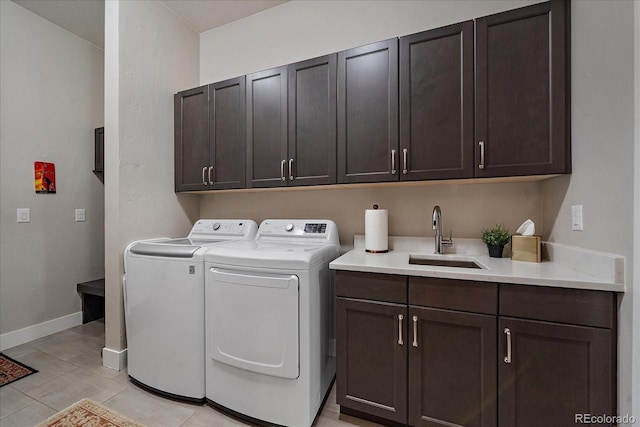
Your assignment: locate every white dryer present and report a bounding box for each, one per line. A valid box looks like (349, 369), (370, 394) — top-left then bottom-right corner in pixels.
(204, 219), (340, 427)
(123, 219), (257, 402)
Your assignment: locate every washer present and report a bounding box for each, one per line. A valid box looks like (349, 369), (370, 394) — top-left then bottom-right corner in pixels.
(123, 219), (258, 402)
(204, 219), (340, 427)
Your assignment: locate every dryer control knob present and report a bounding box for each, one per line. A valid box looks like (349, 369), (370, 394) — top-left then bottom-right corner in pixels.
(213, 223), (221, 231)
(285, 223), (294, 232)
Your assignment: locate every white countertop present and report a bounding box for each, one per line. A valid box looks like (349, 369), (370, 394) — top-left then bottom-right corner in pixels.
(330, 236), (625, 293)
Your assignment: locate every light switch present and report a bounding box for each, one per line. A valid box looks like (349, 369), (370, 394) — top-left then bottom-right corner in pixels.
(75, 209), (86, 222)
(17, 208), (30, 223)
(571, 205), (583, 231)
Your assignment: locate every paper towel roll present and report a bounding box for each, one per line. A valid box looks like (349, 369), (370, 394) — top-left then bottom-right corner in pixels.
(365, 206), (388, 253)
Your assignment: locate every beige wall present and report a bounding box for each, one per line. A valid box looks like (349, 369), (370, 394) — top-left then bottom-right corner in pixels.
(0, 1), (104, 336)
(103, 0), (200, 356)
(200, 181), (544, 248)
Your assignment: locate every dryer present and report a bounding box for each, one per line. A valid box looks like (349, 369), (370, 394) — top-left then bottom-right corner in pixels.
(123, 219), (257, 402)
(204, 219), (340, 427)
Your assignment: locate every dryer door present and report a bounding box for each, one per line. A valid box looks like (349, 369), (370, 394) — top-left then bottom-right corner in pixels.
(208, 268), (299, 379)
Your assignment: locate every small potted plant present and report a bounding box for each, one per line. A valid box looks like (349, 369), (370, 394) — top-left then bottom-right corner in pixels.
(481, 224), (510, 258)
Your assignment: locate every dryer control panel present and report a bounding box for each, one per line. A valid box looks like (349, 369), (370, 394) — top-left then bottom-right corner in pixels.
(256, 220), (339, 245)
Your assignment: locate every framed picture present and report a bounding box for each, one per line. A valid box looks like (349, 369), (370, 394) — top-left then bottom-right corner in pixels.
(34, 161), (56, 194)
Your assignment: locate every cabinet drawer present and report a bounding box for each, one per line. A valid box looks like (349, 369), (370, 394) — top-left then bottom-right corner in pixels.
(336, 271), (407, 304)
(500, 284), (615, 328)
(409, 277), (497, 315)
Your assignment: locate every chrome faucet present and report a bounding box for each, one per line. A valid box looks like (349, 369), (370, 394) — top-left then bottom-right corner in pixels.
(432, 205), (453, 254)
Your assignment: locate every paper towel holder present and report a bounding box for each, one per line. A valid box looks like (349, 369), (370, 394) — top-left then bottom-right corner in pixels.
(365, 204), (389, 253)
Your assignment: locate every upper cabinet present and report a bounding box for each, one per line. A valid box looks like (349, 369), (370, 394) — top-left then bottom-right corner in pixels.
(175, 85), (209, 192)
(475, 0), (570, 177)
(175, 80), (246, 192)
(337, 39), (399, 184)
(246, 66), (288, 188)
(288, 54), (337, 186)
(399, 21), (474, 181)
(174, 0), (570, 192)
(209, 76), (246, 190)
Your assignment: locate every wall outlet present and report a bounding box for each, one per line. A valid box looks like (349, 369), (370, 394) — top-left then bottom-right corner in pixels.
(17, 208), (30, 223)
(571, 205), (583, 231)
(75, 209), (86, 222)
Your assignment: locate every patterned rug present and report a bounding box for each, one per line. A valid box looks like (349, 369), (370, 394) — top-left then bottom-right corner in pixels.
(36, 399), (147, 427)
(0, 353), (38, 386)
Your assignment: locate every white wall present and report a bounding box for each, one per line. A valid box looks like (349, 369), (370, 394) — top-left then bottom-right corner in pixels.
(632, 0), (639, 420)
(103, 0), (200, 358)
(0, 1), (104, 340)
(199, 0), (638, 416)
(542, 1), (636, 417)
(200, 0), (544, 85)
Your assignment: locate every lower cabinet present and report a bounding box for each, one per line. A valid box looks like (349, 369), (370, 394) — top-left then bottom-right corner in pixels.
(336, 298), (407, 423)
(335, 271), (617, 427)
(409, 307), (496, 427)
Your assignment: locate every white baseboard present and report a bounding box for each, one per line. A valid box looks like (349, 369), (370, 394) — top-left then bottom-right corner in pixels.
(102, 347), (127, 371)
(0, 311), (83, 351)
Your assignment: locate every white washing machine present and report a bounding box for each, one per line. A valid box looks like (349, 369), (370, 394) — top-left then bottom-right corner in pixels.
(204, 219), (340, 427)
(123, 219), (258, 402)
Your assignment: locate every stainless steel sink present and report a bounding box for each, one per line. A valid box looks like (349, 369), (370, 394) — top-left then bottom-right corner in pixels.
(409, 256), (483, 269)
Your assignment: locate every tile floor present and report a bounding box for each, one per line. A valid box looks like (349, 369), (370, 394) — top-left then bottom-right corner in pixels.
(0, 320), (383, 427)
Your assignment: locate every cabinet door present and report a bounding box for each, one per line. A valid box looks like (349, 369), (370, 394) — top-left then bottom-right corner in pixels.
(400, 21), (474, 181)
(336, 297), (407, 424)
(499, 317), (613, 426)
(475, 0), (569, 177)
(337, 39), (399, 183)
(288, 54), (337, 186)
(246, 66), (288, 188)
(210, 77), (246, 190)
(174, 85), (209, 191)
(409, 306), (497, 427)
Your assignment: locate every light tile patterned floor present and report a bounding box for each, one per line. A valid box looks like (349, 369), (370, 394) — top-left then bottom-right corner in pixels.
(0, 320), (383, 427)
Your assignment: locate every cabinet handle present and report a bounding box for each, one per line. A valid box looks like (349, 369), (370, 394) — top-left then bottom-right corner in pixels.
(281, 160), (287, 182)
(402, 148), (408, 175)
(202, 167), (208, 186)
(208, 166), (214, 185)
(478, 141), (485, 170)
(504, 328), (512, 364)
(289, 159), (294, 181)
(391, 149), (397, 175)
(412, 315), (418, 347)
(397, 314), (404, 345)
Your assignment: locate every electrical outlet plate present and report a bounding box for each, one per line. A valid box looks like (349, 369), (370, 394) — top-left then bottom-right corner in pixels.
(571, 205), (583, 231)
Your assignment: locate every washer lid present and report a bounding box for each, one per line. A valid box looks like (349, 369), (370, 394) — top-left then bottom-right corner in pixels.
(129, 241), (202, 258)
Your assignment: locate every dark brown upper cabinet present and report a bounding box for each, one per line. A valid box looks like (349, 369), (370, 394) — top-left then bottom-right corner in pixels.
(246, 66), (288, 188)
(175, 85), (209, 192)
(337, 39), (399, 184)
(287, 54), (337, 186)
(399, 21), (474, 181)
(209, 76), (246, 190)
(475, 0), (570, 177)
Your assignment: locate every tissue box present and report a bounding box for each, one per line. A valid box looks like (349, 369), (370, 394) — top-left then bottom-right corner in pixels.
(511, 235), (541, 263)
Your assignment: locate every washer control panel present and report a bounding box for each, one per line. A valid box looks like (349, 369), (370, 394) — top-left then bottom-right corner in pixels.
(189, 219), (258, 239)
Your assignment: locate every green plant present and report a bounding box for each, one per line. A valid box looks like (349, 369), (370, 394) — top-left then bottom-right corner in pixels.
(481, 224), (510, 247)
